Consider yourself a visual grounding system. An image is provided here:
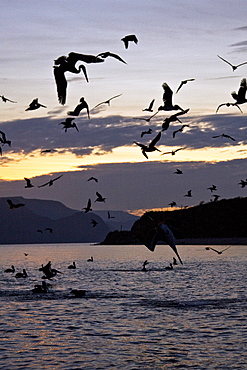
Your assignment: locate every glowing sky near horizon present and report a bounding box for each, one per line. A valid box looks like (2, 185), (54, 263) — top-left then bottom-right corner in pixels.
(0, 0), (247, 212)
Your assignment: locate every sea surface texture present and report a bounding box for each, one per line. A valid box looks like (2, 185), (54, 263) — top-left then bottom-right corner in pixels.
(0, 244), (246, 369)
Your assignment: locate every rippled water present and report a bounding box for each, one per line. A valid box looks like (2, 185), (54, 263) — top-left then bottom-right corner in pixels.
(0, 244), (246, 369)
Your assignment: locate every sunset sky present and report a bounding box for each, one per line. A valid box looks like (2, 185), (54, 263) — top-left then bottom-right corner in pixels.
(0, 0), (247, 215)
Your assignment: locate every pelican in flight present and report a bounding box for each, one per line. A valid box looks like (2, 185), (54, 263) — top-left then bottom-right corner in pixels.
(184, 190), (192, 197)
(217, 55), (247, 71)
(0, 95), (17, 103)
(91, 219), (98, 228)
(161, 109), (190, 131)
(168, 201), (177, 207)
(15, 269), (28, 278)
(93, 93), (122, 109)
(212, 133), (236, 141)
(121, 34), (138, 49)
(143, 99), (155, 112)
(53, 52), (125, 105)
(67, 97), (90, 118)
(95, 52), (127, 64)
(134, 131), (161, 159)
(25, 98), (46, 111)
(0, 131), (11, 146)
(59, 118), (79, 132)
(38, 175), (63, 188)
(87, 177), (98, 182)
(205, 246), (231, 254)
(175, 79), (195, 94)
(24, 177), (34, 188)
(7, 199), (25, 209)
(172, 124), (189, 138)
(158, 82), (185, 112)
(238, 179), (247, 188)
(174, 168), (183, 174)
(40, 149), (57, 154)
(141, 128), (152, 137)
(68, 262), (76, 269)
(207, 184), (217, 192)
(83, 199), (92, 213)
(161, 148), (184, 156)
(95, 191), (106, 203)
(216, 78), (247, 113)
(133, 111), (158, 123)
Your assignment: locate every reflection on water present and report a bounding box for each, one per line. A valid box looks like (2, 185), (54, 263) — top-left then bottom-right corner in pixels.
(0, 244), (246, 369)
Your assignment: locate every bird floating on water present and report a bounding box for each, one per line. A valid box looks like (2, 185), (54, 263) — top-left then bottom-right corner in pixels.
(216, 78), (247, 113)
(175, 79), (195, 94)
(67, 97), (90, 118)
(217, 55), (247, 71)
(4, 265), (15, 273)
(70, 289), (86, 297)
(32, 281), (48, 293)
(15, 269), (28, 278)
(134, 131), (161, 159)
(68, 262), (76, 269)
(87, 256), (94, 262)
(25, 98), (46, 111)
(38, 175), (63, 188)
(165, 263), (174, 270)
(141, 260), (149, 271)
(121, 34), (138, 49)
(93, 94), (122, 109)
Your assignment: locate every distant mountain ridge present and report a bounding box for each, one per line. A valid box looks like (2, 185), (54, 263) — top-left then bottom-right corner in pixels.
(0, 197), (139, 244)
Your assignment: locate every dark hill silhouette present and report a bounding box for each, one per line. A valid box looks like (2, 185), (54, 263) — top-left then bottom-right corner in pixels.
(101, 197), (247, 245)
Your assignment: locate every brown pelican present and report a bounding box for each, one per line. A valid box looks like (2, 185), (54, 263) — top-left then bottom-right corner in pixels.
(161, 109), (190, 131)
(134, 131), (161, 159)
(0, 131), (11, 146)
(38, 175), (63, 188)
(59, 118), (79, 132)
(91, 219), (98, 228)
(172, 124), (189, 138)
(175, 79), (195, 94)
(174, 169), (183, 174)
(87, 177), (98, 182)
(184, 190), (192, 197)
(207, 184), (217, 192)
(158, 83), (185, 112)
(4, 265), (15, 273)
(0, 95), (17, 103)
(7, 199), (25, 209)
(25, 98), (46, 111)
(32, 281), (48, 293)
(68, 262), (76, 269)
(39, 261), (62, 279)
(238, 179), (247, 188)
(83, 199), (92, 213)
(15, 269), (28, 278)
(67, 97), (90, 118)
(205, 246), (231, 254)
(95, 191), (106, 203)
(212, 133), (236, 141)
(217, 55), (247, 71)
(141, 260), (149, 271)
(161, 148), (184, 156)
(168, 201), (177, 207)
(96, 52), (127, 64)
(165, 263), (174, 270)
(24, 177), (34, 188)
(143, 99), (155, 112)
(141, 128), (153, 137)
(216, 78), (247, 113)
(93, 93), (122, 109)
(121, 34), (138, 49)
(87, 256), (93, 262)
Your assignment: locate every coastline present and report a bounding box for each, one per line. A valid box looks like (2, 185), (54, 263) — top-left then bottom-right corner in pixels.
(175, 237), (247, 245)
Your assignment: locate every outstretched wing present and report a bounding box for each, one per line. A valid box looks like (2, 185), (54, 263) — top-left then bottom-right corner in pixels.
(96, 52), (127, 64)
(162, 83), (173, 107)
(150, 131), (161, 147)
(53, 175), (63, 182)
(53, 66), (67, 105)
(67, 52), (104, 64)
(217, 55), (233, 68)
(237, 78), (247, 100)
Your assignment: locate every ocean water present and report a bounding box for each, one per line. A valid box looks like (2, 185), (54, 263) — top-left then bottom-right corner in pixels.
(0, 243), (246, 370)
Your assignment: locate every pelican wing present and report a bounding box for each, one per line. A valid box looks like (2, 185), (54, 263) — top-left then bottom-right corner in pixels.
(53, 66), (67, 105)
(67, 52), (104, 64)
(237, 78), (247, 100)
(97, 52), (127, 64)
(149, 131), (161, 148)
(162, 83), (173, 107)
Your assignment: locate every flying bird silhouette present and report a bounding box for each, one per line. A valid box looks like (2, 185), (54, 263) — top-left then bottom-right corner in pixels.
(83, 199), (92, 213)
(0, 131), (11, 146)
(25, 98), (46, 111)
(40, 149), (57, 154)
(217, 55), (247, 71)
(67, 97), (90, 118)
(175, 79), (195, 94)
(141, 128), (153, 137)
(38, 175), (63, 188)
(207, 184), (217, 192)
(93, 94), (122, 109)
(95, 52), (127, 64)
(121, 34), (138, 48)
(216, 78), (247, 113)
(108, 211), (115, 219)
(91, 219), (98, 227)
(59, 118), (79, 132)
(134, 131), (162, 159)
(143, 99), (155, 112)
(174, 168), (183, 174)
(0, 95), (17, 103)
(205, 246), (231, 254)
(95, 191), (106, 203)
(161, 148), (184, 156)
(87, 177), (98, 182)
(133, 111), (158, 123)
(184, 190), (192, 197)
(161, 109), (189, 131)
(238, 179), (247, 188)
(172, 124), (189, 138)
(24, 178), (34, 188)
(7, 199), (25, 209)
(212, 133), (236, 141)
(158, 82), (185, 112)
